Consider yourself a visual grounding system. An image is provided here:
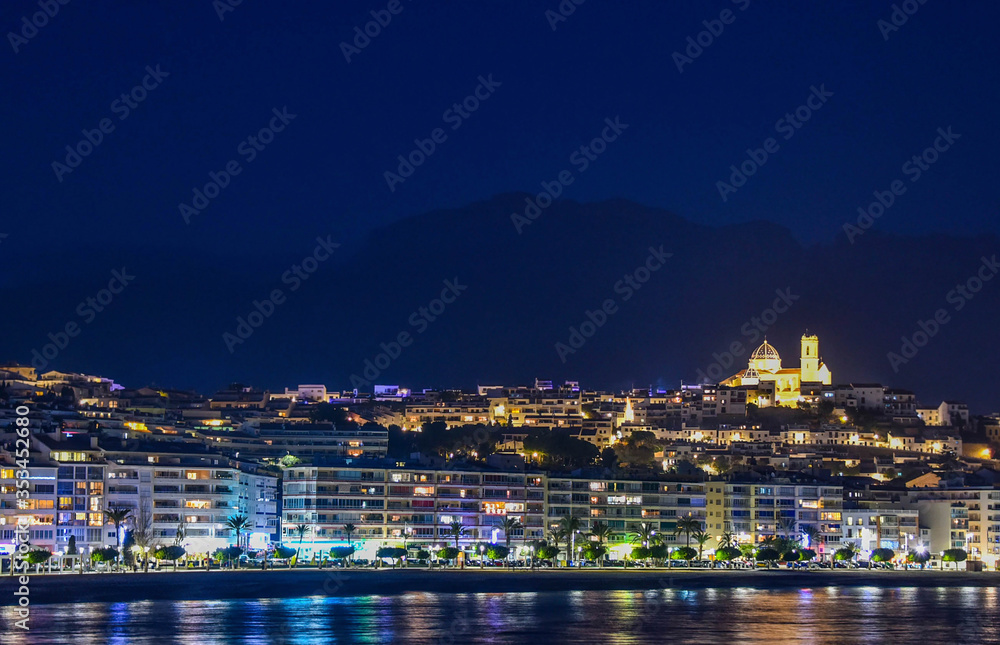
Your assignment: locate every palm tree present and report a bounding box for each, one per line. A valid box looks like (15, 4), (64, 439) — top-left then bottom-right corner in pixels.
(560, 515), (582, 566)
(674, 516), (702, 548)
(692, 529), (712, 561)
(630, 521), (659, 547)
(103, 505), (133, 567)
(800, 524), (822, 556)
(629, 522), (659, 566)
(225, 514), (250, 563)
(342, 523), (357, 567)
(589, 521), (613, 568)
(447, 519), (467, 550)
(548, 528), (566, 550)
(499, 516), (523, 565)
(717, 531), (737, 550)
(590, 521), (613, 545)
(293, 523), (310, 564)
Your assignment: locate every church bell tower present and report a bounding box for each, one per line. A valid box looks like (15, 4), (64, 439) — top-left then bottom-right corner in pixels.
(800, 333), (820, 382)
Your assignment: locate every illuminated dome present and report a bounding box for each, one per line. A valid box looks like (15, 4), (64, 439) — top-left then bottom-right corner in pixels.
(751, 340), (780, 361)
(750, 340), (781, 373)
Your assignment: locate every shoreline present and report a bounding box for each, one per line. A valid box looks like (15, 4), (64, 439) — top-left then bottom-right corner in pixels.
(4, 568), (999, 605)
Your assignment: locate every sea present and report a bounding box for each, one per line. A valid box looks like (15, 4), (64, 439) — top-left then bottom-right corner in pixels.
(3, 586), (997, 644)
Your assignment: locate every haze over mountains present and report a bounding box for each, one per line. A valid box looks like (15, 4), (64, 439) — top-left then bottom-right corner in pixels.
(6, 194), (998, 412)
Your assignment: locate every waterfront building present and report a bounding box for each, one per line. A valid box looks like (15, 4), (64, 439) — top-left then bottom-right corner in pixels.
(0, 431), (278, 561)
(545, 473), (707, 559)
(281, 461), (547, 561)
(838, 504), (921, 555)
(705, 475), (843, 558)
(901, 486), (999, 568)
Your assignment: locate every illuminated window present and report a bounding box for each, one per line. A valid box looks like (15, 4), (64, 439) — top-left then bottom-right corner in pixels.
(414, 487), (434, 496)
(483, 502), (507, 515)
(185, 500), (211, 509)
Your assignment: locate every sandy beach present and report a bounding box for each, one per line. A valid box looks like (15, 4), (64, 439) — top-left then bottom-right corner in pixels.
(4, 568), (998, 606)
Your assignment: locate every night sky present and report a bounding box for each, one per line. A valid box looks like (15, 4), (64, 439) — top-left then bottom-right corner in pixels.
(2, 2), (998, 408)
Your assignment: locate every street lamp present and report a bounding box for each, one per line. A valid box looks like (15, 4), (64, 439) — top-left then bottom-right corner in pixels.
(479, 544), (485, 569)
(530, 545), (535, 570)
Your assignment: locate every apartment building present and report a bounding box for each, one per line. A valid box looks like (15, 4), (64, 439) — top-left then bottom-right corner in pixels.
(545, 474), (707, 558)
(489, 388), (583, 430)
(916, 401), (970, 427)
(281, 462), (711, 561)
(705, 476), (843, 558)
(883, 388), (917, 419)
(281, 465), (861, 564)
(401, 400), (492, 430)
(200, 422), (388, 462)
(0, 463), (104, 557)
(281, 461), (547, 561)
(834, 384), (886, 411)
(901, 486), (1000, 567)
(0, 431), (277, 561)
(104, 459), (277, 556)
(838, 504), (921, 554)
(0, 433), (107, 557)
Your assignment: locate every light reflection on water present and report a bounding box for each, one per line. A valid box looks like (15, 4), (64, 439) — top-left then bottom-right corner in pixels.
(2, 586), (997, 644)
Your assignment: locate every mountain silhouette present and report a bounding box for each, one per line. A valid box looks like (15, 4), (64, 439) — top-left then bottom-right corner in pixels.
(5, 193), (997, 412)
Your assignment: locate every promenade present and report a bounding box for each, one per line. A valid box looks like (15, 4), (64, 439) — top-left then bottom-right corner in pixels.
(4, 567), (997, 606)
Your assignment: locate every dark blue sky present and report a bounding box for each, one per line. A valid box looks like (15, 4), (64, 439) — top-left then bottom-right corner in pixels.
(2, 2), (999, 408)
(3, 0), (997, 267)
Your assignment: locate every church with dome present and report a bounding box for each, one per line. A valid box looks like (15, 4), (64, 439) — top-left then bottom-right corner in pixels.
(721, 333), (832, 406)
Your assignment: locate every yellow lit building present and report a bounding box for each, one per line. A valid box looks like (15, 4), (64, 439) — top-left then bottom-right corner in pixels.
(722, 334), (832, 406)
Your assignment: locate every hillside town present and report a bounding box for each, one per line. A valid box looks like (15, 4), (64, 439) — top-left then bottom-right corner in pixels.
(2, 334), (998, 573)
